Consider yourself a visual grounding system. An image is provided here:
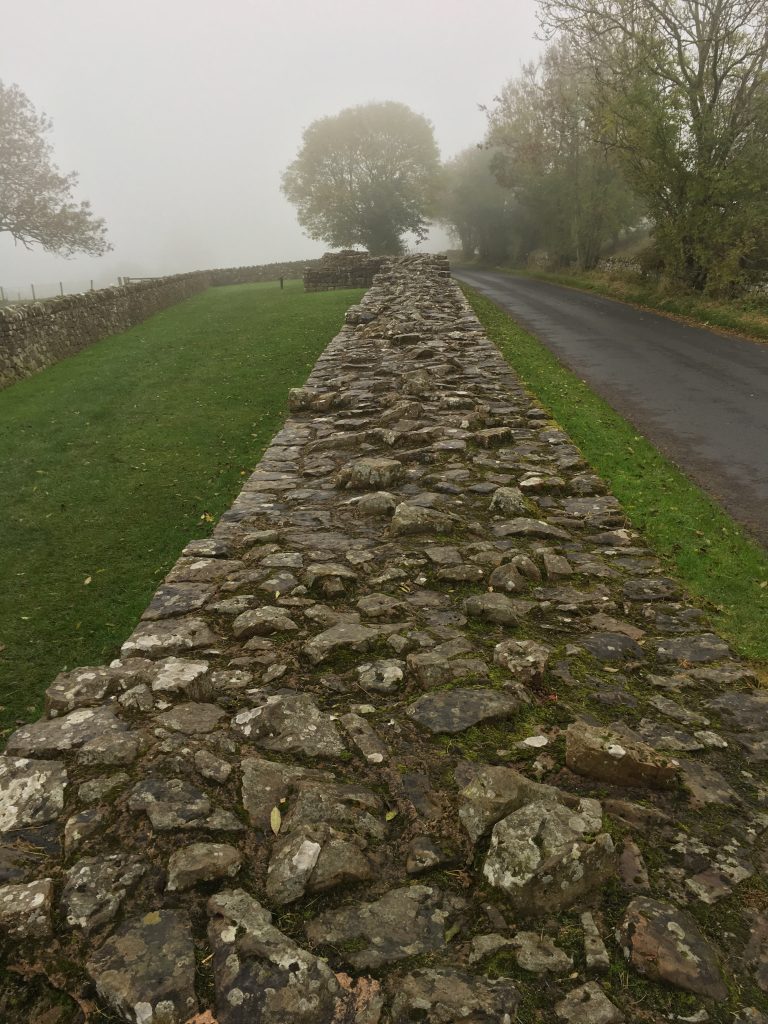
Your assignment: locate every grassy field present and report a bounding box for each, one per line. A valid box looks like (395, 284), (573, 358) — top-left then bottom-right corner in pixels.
(492, 265), (768, 343)
(465, 286), (768, 667)
(0, 280), (363, 737)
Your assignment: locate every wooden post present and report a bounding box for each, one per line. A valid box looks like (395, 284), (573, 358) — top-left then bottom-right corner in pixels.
(90, 280), (94, 291)
(0, 286), (5, 302)
(59, 281), (64, 296)
(31, 283), (36, 301)
(279, 276), (284, 290)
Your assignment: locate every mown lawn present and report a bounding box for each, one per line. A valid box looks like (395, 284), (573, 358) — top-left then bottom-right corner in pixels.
(465, 286), (768, 667)
(0, 280), (363, 736)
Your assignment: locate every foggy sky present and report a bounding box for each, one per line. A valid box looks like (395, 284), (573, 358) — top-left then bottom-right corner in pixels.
(1, 0), (542, 297)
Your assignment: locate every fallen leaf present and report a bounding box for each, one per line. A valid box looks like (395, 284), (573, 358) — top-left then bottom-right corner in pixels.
(83, 576), (92, 585)
(184, 1013), (219, 1024)
(385, 809), (398, 822)
(270, 806), (282, 835)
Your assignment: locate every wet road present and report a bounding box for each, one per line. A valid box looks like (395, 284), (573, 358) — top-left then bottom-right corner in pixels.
(455, 268), (768, 548)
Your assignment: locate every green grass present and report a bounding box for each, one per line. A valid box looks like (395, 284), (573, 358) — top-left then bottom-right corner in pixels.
(492, 265), (768, 343)
(0, 280), (364, 736)
(464, 286), (768, 666)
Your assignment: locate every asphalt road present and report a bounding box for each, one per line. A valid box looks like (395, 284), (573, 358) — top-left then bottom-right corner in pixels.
(455, 268), (768, 549)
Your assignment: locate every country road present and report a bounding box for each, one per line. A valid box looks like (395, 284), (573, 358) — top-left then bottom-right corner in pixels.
(455, 268), (768, 549)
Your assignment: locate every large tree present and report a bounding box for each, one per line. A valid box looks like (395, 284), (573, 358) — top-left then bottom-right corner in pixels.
(0, 80), (110, 257)
(281, 101), (440, 255)
(485, 38), (641, 270)
(537, 0), (768, 293)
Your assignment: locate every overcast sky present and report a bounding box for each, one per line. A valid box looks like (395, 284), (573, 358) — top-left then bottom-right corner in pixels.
(1, 0), (542, 297)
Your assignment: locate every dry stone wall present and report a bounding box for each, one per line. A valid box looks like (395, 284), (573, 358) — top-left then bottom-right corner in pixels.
(0, 260), (320, 389)
(304, 250), (388, 292)
(1, 255), (767, 1023)
(208, 259), (317, 286)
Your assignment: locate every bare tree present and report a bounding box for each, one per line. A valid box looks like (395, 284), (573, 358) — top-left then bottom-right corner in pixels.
(0, 80), (110, 257)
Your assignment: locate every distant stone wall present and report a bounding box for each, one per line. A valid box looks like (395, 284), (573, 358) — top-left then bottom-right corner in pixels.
(0, 273), (210, 388)
(209, 261), (317, 286)
(595, 255), (644, 276)
(0, 261), (322, 390)
(304, 250), (388, 292)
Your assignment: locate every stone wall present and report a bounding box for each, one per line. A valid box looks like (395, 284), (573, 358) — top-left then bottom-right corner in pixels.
(303, 250), (388, 291)
(0, 260), (321, 389)
(1, 254), (766, 1023)
(209, 260), (317, 286)
(596, 254), (645, 276)
(0, 272), (210, 388)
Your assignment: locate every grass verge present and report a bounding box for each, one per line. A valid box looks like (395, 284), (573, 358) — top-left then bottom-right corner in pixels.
(464, 285), (768, 665)
(0, 279), (364, 737)
(487, 265), (768, 343)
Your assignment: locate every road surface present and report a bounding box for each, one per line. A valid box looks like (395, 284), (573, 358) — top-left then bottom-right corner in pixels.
(455, 268), (768, 549)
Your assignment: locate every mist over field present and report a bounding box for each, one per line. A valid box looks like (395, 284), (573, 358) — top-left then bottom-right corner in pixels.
(0, 0), (541, 297)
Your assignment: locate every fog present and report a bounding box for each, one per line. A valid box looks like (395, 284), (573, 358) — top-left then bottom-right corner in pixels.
(1, 0), (541, 298)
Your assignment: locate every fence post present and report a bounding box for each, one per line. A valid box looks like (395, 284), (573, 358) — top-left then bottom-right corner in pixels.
(90, 280), (94, 291)
(31, 284), (36, 301)
(0, 286), (4, 302)
(59, 282), (64, 297)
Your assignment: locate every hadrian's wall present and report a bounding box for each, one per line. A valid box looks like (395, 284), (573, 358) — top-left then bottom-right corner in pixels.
(0, 259), (320, 389)
(1, 254), (767, 1023)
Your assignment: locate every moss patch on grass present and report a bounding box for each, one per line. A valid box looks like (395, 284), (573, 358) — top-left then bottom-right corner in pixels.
(463, 286), (768, 665)
(0, 280), (364, 736)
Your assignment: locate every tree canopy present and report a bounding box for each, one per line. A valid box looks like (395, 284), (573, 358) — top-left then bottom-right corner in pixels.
(0, 80), (110, 258)
(281, 101), (440, 255)
(485, 37), (642, 270)
(537, 0), (768, 293)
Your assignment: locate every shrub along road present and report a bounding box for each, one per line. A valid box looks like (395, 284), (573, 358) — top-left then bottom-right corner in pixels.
(455, 269), (768, 550)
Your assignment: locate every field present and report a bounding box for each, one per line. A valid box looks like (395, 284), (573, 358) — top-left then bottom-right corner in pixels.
(0, 280), (363, 736)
